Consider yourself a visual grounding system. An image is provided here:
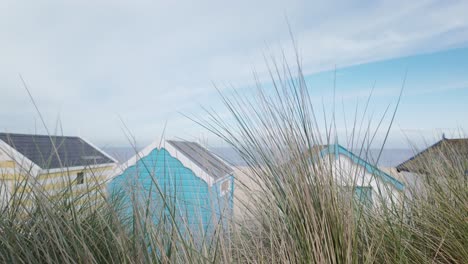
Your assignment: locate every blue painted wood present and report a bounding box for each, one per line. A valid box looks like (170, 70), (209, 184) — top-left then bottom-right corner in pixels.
(108, 147), (234, 237)
(354, 186), (373, 206)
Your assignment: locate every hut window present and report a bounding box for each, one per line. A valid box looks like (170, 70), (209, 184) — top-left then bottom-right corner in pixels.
(77, 172), (84, 185)
(220, 180), (230, 196)
(354, 186), (373, 206)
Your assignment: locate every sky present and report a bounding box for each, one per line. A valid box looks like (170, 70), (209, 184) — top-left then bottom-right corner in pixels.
(0, 0), (467, 149)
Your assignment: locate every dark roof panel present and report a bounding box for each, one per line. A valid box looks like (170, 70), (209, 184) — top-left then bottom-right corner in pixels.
(396, 138), (468, 173)
(167, 140), (233, 179)
(0, 133), (115, 169)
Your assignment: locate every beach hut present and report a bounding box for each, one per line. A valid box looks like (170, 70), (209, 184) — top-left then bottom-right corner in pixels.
(0, 133), (117, 208)
(108, 140), (234, 237)
(396, 136), (468, 174)
(396, 136), (468, 195)
(308, 144), (405, 208)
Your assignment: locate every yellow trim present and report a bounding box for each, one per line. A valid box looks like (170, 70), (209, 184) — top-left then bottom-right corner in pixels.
(0, 174), (25, 181)
(0, 166), (114, 181)
(17, 193), (106, 207)
(37, 166), (114, 180)
(14, 178), (108, 194)
(48, 187), (107, 201)
(0, 161), (15, 168)
(42, 176), (108, 191)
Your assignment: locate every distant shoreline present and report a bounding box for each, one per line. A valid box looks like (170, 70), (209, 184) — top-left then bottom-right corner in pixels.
(103, 146), (415, 167)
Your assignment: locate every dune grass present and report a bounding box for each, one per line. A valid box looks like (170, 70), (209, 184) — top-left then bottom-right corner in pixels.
(0, 58), (466, 263)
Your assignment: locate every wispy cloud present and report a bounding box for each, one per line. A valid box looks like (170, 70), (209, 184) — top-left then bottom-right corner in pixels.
(0, 0), (467, 145)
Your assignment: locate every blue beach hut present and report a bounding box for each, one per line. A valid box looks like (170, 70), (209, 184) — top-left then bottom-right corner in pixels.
(108, 140), (234, 238)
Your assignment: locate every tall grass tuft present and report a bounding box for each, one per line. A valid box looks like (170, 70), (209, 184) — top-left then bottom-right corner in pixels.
(195, 56), (467, 263)
(0, 164), (232, 263)
(0, 56), (465, 263)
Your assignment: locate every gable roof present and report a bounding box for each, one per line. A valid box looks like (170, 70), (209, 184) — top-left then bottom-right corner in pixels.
(167, 140), (233, 180)
(396, 137), (468, 174)
(116, 139), (233, 186)
(0, 133), (116, 170)
(311, 144), (405, 191)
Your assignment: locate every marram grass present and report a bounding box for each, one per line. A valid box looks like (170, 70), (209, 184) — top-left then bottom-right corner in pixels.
(1, 60), (467, 263)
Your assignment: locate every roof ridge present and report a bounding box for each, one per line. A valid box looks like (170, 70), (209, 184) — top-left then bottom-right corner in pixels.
(0, 132), (80, 139)
(395, 137), (468, 173)
(445, 138), (468, 142)
(166, 140), (233, 180)
(395, 139), (444, 172)
(166, 139), (196, 144)
(0, 133), (114, 169)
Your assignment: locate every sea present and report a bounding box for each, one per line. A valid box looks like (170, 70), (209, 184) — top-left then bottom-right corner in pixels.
(102, 146), (415, 168)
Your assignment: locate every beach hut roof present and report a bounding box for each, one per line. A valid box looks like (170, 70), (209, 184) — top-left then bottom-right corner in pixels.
(118, 140), (233, 186)
(396, 137), (468, 174)
(0, 132), (116, 170)
(166, 140), (233, 180)
(306, 144), (405, 191)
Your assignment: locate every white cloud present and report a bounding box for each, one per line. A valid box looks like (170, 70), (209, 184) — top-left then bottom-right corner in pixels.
(0, 0), (467, 145)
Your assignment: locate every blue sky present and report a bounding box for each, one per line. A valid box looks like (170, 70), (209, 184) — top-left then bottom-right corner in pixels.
(0, 1), (467, 148)
(302, 47), (468, 148)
